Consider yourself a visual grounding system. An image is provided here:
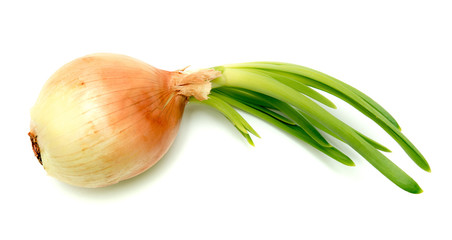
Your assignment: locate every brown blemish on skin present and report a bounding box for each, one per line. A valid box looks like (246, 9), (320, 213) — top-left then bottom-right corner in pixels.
(28, 132), (42, 165)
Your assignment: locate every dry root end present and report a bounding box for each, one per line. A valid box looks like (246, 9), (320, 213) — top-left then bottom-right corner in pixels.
(28, 132), (42, 165)
(174, 69), (222, 101)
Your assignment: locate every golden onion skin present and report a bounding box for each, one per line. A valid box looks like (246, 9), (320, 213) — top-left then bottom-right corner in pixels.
(29, 53), (188, 187)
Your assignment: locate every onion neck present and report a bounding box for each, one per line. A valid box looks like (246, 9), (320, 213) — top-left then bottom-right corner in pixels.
(172, 68), (222, 101)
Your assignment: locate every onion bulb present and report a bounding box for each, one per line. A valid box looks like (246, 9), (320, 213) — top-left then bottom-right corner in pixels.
(29, 53), (220, 187)
(29, 53), (429, 193)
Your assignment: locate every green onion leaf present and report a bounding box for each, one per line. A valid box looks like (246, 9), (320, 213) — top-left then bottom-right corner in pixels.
(222, 62), (429, 172)
(212, 67), (423, 193)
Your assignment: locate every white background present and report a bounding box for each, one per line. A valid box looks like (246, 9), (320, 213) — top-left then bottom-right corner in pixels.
(1, 0), (451, 239)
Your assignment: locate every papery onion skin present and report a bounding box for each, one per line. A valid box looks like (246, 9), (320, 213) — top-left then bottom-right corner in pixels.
(29, 53), (216, 188)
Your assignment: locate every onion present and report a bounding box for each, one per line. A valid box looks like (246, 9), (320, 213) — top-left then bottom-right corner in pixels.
(29, 53), (220, 187)
(29, 53), (429, 193)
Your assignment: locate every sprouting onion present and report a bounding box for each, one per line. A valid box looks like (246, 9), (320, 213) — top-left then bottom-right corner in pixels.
(29, 53), (429, 193)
